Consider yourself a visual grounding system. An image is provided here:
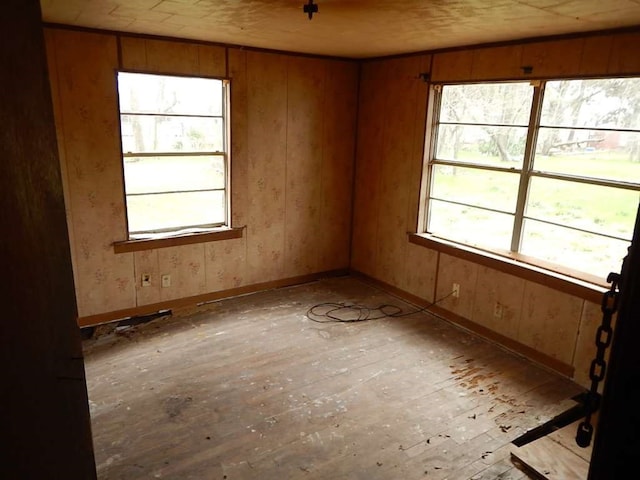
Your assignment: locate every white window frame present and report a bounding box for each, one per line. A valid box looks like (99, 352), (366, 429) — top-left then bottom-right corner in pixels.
(116, 71), (231, 240)
(422, 78), (640, 283)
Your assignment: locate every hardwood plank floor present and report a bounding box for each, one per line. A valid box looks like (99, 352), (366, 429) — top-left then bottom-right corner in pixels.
(510, 414), (595, 479)
(82, 275), (585, 479)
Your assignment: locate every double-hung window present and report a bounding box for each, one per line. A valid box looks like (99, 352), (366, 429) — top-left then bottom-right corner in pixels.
(117, 72), (229, 239)
(424, 78), (640, 282)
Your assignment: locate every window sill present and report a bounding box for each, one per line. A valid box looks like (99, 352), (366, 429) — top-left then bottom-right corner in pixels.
(408, 233), (609, 303)
(113, 227), (244, 254)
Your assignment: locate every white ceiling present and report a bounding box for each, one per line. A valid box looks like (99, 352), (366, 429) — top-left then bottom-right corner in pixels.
(40, 0), (640, 58)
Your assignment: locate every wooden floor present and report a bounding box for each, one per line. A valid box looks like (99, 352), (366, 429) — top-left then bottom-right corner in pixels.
(511, 418), (592, 480)
(82, 275), (586, 480)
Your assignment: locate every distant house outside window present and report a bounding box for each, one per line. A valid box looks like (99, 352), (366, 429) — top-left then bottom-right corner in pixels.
(116, 72), (229, 239)
(423, 78), (640, 282)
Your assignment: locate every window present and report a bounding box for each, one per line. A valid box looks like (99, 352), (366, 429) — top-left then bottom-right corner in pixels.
(424, 78), (640, 281)
(117, 72), (229, 239)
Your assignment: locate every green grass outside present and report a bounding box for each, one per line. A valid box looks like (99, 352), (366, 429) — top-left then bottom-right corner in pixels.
(434, 149), (639, 237)
(430, 149), (639, 278)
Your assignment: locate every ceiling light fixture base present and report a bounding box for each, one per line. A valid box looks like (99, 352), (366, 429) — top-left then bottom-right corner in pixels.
(303, 0), (318, 20)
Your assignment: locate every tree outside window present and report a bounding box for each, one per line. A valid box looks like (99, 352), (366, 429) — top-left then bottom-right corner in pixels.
(425, 78), (640, 282)
(117, 72), (229, 238)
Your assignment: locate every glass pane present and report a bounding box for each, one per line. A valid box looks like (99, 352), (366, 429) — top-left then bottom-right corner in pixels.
(440, 82), (533, 125)
(534, 128), (640, 183)
(124, 156), (225, 194)
(541, 78), (640, 130)
(430, 165), (519, 213)
(526, 177), (638, 240)
(127, 190), (225, 234)
(118, 72), (223, 116)
(521, 219), (630, 280)
(121, 115), (223, 154)
(435, 124), (528, 166)
(428, 199), (514, 251)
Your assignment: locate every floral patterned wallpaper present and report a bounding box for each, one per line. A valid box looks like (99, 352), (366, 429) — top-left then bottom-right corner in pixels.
(349, 48), (629, 386)
(45, 25), (621, 386)
(45, 28), (358, 320)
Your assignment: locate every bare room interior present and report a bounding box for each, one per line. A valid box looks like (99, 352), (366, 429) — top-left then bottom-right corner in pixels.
(3, 1), (640, 479)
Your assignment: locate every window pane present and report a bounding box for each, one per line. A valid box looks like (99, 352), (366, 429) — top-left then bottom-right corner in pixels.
(121, 115), (223, 154)
(440, 82), (533, 125)
(117, 71), (229, 237)
(426, 77), (640, 283)
(430, 165), (520, 213)
(127, 190), (225, 234)
(534, 128), (640, 183)
(118, 72), (222, 116)
(541, 78), (640, 130)
(526, 177), (638, 240)
(428, 200), (514, 251)
(521, 219), (630, 280)
(435, 124), (528, 166)
(124, 156), (225, 194)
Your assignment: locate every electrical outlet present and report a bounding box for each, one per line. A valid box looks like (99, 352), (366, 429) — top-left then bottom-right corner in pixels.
(493, 301), (503, 319)
(161, 274), (171, 288)
(452, 283), (460, 298)
(141, 273), (151, 287)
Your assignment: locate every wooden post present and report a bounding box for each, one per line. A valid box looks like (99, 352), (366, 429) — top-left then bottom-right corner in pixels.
(588, 203), (640, 479)
(0, 1), (97, 478)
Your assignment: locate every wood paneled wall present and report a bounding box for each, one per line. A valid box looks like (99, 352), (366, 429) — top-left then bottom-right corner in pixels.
(45, 27), (358, 321)
(44, 23), (638, 383)
(352, 55), (434, 298)
(431, 30), (640, 82)
(351, 29), (640, 386)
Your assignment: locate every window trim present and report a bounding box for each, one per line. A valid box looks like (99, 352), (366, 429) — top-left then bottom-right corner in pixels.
(113, 226), (244, 254)
(409, 232), (608, 299)
(115, 70), (232, 241)
(420, 77), (640, 284)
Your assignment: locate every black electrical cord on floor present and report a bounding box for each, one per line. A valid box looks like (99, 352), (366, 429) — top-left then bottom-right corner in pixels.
(305, 290), (456, 324)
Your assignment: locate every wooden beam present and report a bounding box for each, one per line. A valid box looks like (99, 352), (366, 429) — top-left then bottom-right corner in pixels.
(0, 1), (96, 478)
(588, 203), (640, 478)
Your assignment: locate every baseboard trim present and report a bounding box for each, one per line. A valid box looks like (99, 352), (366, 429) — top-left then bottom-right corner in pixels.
(77, 269), (350, 328)
(350, 270), (575, 378)
(79, 267), (575, 378)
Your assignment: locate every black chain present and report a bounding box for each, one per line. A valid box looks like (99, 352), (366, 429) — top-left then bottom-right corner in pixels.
(576, 271), (620, 448)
